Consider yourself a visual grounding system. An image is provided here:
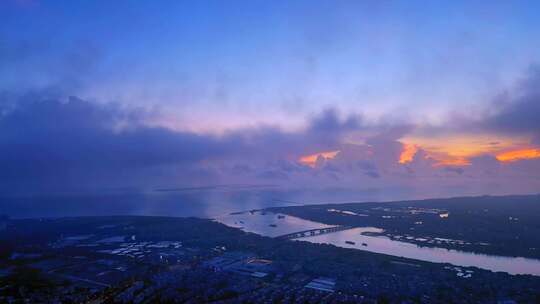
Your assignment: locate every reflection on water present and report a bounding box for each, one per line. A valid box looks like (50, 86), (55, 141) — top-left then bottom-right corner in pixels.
(5, 190), (540, 276)
(301, 227), (540, 276)
(0, 190), (302, 219)
(216, 211), (332, 238)
(219, 212), (540, 276)
(0, 187), (395, 219)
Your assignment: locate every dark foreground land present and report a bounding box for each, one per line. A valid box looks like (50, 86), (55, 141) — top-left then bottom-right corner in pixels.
(268, 194), (540, 259)
(0, 215), (539, 303)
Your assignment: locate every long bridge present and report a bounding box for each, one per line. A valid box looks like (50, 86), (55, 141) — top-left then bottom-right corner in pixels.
(275, 225), (353, 240)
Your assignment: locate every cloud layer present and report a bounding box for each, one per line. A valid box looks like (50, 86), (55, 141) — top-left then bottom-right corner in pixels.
(0, 95), (367, 193)
(1, 76), (540, 199)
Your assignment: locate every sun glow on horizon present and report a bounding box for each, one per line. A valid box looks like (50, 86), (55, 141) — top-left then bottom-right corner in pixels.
(399, 143), (418, 164)
(496, 149), (540, 162)
(399, 133), (539, 167)
(432, 157), (471, 167)
(299, 150), (340, 167)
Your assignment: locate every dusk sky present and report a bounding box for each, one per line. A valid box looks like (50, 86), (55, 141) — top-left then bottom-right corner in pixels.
(1, 0), (540, 199)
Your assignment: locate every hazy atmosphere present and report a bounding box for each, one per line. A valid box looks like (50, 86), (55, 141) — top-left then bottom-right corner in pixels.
(2, 2), (540, 303)
(2, 1), (540, 201)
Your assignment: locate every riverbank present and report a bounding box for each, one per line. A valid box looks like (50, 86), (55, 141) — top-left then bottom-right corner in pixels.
(267, 194), (540, 260)
(2, 216), (540, 303)
(216, 210), (540, 276)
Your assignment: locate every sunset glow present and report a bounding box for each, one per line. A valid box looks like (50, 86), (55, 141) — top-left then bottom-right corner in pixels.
(496, 149), (540, 162)
(399, 143), (418, 164)
(299, 150), (340, 167)
(399, 134), (538, 167)
(432, 157), (471, 167)
(3, 0), (540, 242)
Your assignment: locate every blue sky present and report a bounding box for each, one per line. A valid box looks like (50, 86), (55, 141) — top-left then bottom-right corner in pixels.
(1, 0), (540, 197)
(3, 0), (540, 130)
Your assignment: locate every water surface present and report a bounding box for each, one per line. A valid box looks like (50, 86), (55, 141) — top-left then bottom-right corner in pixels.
(301, 227), (540, 276)
(217, 211), (540, 276)
(216, 211), (332, 238)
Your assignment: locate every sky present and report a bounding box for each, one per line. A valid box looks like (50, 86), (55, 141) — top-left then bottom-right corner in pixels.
(1, 0), (540, 200)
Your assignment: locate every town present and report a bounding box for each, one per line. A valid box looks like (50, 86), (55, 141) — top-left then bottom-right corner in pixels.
(1, 215), (539, 303)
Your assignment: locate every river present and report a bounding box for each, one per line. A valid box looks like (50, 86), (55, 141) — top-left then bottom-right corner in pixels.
(216, 210), (540, 276)
(5, 190), (540, 276)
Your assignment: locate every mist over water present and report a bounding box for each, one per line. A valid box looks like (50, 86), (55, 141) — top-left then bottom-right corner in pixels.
(0, 187), (393, 219)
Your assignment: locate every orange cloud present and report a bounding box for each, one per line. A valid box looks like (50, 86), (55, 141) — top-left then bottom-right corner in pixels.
(299, 150), (340, 167)
(400, 134), (535, 167)
(402, 134), (527, 158)
(399, 143), (418, 164)
(496, 149), (540, 162)
(432, 157), (471, 167)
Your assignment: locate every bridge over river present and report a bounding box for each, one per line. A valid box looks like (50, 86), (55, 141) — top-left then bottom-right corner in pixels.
(275, 225), (353, 240)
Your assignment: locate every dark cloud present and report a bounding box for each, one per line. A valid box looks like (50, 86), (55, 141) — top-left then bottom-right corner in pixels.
(444, 167), (464, 175)
(478, 65), (540, 142)
(0, 95), (367, 194)
(364, 170), (380, 179)
(2, 86), (540, 198)
(307, 108), (361, 134)
(0, 96), (228, 193)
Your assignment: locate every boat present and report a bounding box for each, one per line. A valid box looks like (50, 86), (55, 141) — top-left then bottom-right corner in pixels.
(345, 241), (355, 245)
(277, 215), (285, 219)
(269, 224), (277, 228)
(362, 243), (368, 247)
